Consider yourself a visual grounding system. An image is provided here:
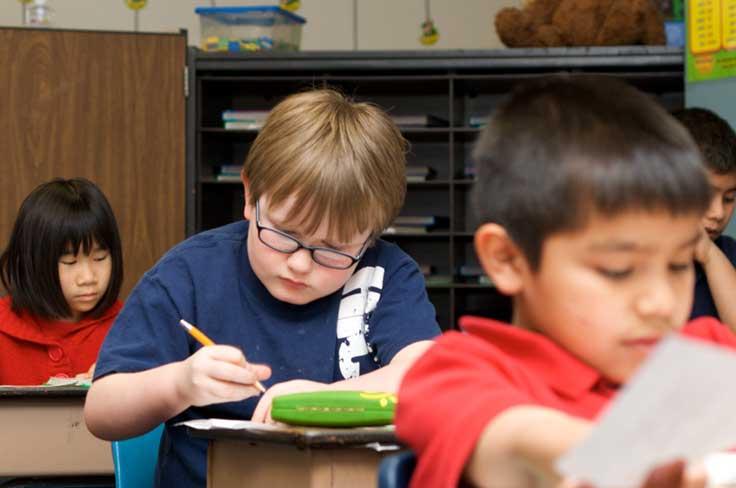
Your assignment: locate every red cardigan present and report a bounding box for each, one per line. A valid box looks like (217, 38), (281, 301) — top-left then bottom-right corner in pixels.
(0, 295), (122, 385)
(395, 316), (736, 488)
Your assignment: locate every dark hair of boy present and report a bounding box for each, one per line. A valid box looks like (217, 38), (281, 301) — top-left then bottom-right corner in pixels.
(672, 107), (736, 174)
(472, 74), (712, 269)
(0, 178), (123, 319)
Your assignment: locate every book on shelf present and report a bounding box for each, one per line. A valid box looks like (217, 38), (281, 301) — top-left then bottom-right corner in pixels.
(383, 225), (429, 235)
(478, 275), (493, 286)
(393, 216), (449, 229)
(394, 216), (435, 226)
(424, 274), (453, 286)
(457, 265), (494, 285)
(221, 110), (270, 122)
(215, 174), (242, 182)
(213, 163), (242, 182)
(407, 175), (431, 183)
(219, 164), (243, 174)
(463, 160), (476, 178)
(224, 120), (263, 130)
(391, 114), (448, 128)
(418, 264), (435, 276)
(468, 115), (488, 128)
(458, 265), (484, 277)
(406, 165), (436, 182)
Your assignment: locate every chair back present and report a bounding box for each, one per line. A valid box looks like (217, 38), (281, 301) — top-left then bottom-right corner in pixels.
(110, 424), (164, 488)
(377, 450), (416, 488)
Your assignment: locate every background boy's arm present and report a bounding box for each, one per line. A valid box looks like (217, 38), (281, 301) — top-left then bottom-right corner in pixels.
(695, 235), (736, 331)
(85, 345), (270, 440)
(250, 340), (433, 422)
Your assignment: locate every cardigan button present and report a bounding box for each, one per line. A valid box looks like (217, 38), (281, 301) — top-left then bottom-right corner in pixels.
(48, 346), (64, 362)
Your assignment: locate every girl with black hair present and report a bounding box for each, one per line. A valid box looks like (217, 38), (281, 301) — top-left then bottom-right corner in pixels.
(0, 178), (124, 385)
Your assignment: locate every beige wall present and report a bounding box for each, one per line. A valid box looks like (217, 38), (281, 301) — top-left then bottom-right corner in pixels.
(0, 0), (520, 50)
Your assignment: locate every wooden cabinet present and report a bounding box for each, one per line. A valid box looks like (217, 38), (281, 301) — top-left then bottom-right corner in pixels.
(0, 28), (188, 298)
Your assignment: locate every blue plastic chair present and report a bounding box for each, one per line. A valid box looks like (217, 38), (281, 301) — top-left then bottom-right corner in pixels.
(110, 424), (164, 488)
(378, 450), (416, 488)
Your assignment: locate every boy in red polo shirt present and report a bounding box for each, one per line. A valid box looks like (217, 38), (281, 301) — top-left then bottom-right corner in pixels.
(395, 75), (736, 488)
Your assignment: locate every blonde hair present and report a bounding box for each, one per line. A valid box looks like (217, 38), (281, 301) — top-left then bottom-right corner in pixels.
(243, 89), (407, 242)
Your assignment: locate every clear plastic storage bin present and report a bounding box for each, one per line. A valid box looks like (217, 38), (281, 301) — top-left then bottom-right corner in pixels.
(195, 6), (306, 52)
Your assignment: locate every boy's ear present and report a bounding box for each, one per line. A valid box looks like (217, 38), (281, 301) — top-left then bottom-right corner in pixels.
(241, 171), (253, 221)
(474, 223), (527, 295)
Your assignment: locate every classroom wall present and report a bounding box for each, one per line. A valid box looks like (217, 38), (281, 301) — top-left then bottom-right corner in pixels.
(0, 0), (521, 50)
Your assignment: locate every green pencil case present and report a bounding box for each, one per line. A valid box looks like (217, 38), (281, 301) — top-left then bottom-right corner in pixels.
(270, 390), (397, 427)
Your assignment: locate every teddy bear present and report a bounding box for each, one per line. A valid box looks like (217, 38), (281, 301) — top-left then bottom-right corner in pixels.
(495, 0), (666, 48)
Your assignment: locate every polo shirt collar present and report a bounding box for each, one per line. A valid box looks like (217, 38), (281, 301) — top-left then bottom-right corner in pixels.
(459, 315), (607, 399)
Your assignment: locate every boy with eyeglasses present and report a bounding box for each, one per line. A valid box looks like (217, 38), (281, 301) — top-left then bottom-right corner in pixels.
(84, 89), (441, 488)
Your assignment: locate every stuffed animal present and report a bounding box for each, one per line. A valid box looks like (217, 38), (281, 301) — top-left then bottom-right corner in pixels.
(495, 0), (666, 48)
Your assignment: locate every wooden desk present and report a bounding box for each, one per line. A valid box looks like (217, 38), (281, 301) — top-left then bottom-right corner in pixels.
(186, 419), (399, 488)
(0, 387), (113, 476)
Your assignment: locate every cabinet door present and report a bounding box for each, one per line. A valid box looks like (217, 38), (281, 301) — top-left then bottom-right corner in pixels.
(0, 28), (187, 298)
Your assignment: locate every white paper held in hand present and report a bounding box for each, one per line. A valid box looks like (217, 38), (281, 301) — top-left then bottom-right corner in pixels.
(557, 334), (736, 487)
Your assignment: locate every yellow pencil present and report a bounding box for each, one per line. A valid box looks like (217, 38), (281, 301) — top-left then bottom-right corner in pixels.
(178, 319), (267, 394)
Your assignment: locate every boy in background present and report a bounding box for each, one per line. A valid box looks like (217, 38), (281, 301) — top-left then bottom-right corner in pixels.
(395, 76), (736, 488)
(674, 108), (736, 330)
(85, 89), (440, 487)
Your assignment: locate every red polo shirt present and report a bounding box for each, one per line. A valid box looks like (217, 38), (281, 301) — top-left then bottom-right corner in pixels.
(395, 315), (736, 488)
(0, 296), (122, 385)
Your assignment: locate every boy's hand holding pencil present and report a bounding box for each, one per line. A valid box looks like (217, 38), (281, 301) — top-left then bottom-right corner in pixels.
(175, 319), (270, 407)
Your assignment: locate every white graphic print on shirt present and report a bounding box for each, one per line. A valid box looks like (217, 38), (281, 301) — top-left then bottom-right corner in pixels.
(336, 266), (384, 379)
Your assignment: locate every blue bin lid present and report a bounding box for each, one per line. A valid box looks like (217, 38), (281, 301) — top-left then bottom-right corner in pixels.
(194, 6), (306, 25)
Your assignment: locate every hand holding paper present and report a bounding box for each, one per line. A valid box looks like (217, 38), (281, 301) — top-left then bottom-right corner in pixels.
(558, 335), (736, 487)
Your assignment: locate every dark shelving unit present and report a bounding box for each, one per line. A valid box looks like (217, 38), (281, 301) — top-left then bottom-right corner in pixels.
(187, 46), (685, 330)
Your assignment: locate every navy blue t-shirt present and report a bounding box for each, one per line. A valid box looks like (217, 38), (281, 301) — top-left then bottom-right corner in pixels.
(94, 220), (440, 487)
(690, 234), (736, 320)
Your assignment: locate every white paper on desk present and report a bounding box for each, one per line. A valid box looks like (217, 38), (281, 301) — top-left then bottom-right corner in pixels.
(176, 418), (283, 431)
(557, 334), (736, 487)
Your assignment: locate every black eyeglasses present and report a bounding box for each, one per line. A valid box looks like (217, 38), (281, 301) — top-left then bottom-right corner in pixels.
(254, 201), (369, 270)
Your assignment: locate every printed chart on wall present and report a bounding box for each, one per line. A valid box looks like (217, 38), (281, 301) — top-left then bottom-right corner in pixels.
(687, 0), (736, 82)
